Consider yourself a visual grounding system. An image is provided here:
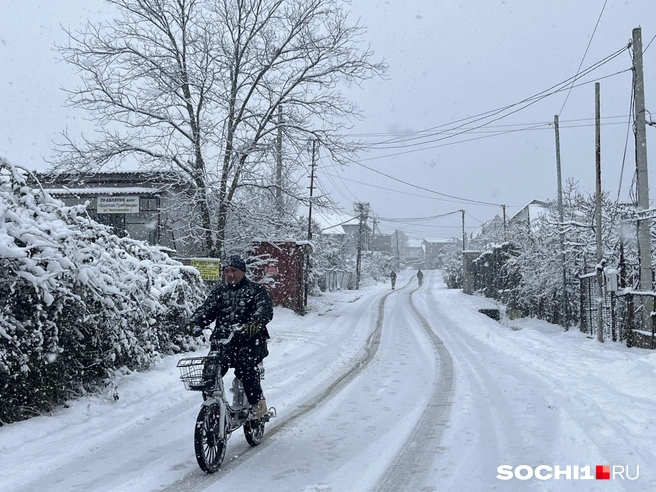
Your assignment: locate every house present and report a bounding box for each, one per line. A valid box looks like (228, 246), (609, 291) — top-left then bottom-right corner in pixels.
(370, 232), (392, 253)
(314, 211), (371, 256)
(422, 238), (451, 269)
(34, 171), (206, 257)
(509, 199), (549, 232)
(405, 238), (424, 267)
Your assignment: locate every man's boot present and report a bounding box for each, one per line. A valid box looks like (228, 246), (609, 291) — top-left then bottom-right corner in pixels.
(251, 398), (267, 418)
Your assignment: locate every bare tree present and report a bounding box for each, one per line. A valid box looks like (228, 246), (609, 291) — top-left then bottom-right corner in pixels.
(54, 0), (386, 256)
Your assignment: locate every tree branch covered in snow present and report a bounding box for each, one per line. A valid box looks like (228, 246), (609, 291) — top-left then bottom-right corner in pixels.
(0, 159), (205, 424)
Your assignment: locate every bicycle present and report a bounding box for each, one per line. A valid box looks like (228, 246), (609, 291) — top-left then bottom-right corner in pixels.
(177, 332), (275, 473)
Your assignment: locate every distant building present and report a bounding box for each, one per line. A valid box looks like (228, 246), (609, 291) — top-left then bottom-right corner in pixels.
(370, 232), (392, 253)
(422, 238), (451, 269)
(314, 212), (371, 256)
(405, 238), (424, 267)
(34, 171), (204, 257)
(509, 199), (549, 233)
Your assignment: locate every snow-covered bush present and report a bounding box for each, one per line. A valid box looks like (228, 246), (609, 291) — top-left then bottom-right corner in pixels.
(0, 160), (204, 424)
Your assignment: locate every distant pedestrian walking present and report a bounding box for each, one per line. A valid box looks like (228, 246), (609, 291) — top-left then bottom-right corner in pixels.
(390, 271), (397, 290)
(416, 269), (424, 286)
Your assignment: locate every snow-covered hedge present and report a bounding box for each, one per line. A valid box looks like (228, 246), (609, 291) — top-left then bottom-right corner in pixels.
(0, 160), (204, 424)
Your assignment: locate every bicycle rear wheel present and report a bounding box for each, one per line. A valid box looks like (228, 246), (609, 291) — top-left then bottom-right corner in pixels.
(194, 403), (226, 473)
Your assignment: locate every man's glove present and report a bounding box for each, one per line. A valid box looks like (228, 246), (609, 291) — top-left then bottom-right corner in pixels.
(191, 325), (203, 337)
(228, 323), (260, 336)
(245, 323), (261, 337)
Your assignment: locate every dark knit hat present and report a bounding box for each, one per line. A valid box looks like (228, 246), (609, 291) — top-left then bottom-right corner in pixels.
(225, 254), (247, 272)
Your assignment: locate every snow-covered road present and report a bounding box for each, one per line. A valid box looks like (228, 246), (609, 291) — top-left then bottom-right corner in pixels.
(2, 270), (656, 491)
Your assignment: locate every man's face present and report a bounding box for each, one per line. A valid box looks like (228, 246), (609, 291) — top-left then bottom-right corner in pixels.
(224, 266), (245, 285)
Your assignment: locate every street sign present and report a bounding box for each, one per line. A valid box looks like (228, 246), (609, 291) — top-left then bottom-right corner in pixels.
(190, 259), (221, 281)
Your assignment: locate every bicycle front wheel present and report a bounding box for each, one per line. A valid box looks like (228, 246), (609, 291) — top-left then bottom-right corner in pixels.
(243, 417), (265, 446)
(194, 403), (227, 473)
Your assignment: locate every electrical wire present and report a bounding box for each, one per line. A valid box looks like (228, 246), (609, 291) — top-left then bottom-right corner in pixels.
(616, 84), (634, 204)
(644, 33), (656, 53)
(359, 44), (628, 150)
(378, 209), (463, 223)
(320, 170), (497, 206)
(347, 158), (504, 207)
(558, 0), (608, 116)
(355, 66), (631, 157)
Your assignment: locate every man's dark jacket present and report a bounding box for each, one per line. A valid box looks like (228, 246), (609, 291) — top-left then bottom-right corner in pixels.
(190, 277), (273, 352)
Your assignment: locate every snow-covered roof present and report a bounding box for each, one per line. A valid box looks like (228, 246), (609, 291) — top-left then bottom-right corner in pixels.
(510, 199), (548, 223)
(422, 237), (451, 244)
(44, 187), (161, 196)
(314, 212), (358, 235)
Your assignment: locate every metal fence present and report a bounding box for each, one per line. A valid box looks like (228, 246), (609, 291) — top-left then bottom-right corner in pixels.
(579, 273), (656, 348)
(322, 269), (353, 291)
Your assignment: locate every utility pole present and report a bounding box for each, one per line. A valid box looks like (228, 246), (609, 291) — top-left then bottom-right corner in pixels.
(303, 139), (317, 314)
(554, 115), (569, 330)
(595, 83), (604, 342)
(307, 140), (317, 241)
(501, 204), (507, 242)
(355, 202), (369, 289)
(461, 210), (466, 250)
(395, 230), (400, 269)
(633, 27), (653, 330)
(276, 105), (283, 217)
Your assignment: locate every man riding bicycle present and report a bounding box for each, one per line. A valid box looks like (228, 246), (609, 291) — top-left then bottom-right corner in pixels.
(188, 254), (273, 418)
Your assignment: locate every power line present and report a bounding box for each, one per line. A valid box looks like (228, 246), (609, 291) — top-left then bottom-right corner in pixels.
(378, 209), (463, 223)
(356, 66), (630, 156)
(348, 159), (504, 207)
(616, 83), (635, 204)
(321, 169), (507, 206)
(559, 0), (608, 115)
(359, 44), (628, 150)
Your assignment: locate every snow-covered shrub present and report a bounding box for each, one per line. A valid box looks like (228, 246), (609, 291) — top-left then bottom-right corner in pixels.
(358, 251), (395, 286)
(0, 160), (204, 424)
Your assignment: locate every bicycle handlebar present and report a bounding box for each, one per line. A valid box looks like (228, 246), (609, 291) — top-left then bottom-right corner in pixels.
(212, 331), (235, 346)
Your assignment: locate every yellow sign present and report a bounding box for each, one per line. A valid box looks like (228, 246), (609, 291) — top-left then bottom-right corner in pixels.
(190, 259), (221, 281)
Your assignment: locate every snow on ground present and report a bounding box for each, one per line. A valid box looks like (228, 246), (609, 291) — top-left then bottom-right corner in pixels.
(1, 270), (656, 491)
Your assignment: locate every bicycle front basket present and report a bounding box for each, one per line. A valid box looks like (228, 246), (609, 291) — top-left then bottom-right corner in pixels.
(177, 357), (212, 391)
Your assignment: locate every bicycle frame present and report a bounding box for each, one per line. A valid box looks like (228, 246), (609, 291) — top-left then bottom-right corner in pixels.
(178, 331), (273, 473)
(198, 333), (250, 439)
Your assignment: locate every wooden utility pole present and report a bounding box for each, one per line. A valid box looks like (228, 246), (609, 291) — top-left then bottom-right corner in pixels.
(303, 139), (317, 313)
(633, 27), (653, 330)
(276, 105), (283, 216)
(461, 210), (466, 250)
(554, 115), (569, 329)
(307, 140), (317, 241)
(395, 230), (400, 269)
(501, 204), (507, 242)
(595, 83), (604, 342)
(355, 202), (369, 289)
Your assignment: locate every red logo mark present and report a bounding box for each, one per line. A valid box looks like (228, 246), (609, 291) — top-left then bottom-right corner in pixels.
(596, 465), (610, 480)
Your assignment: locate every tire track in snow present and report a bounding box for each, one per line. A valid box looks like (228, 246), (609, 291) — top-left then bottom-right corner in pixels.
(375, 272), (455, 492)
(160, 278), (414, 492)
(416, 281), (562, 488)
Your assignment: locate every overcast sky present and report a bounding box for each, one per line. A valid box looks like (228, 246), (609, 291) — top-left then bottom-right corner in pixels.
(1, 0), (655, 241)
